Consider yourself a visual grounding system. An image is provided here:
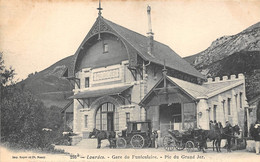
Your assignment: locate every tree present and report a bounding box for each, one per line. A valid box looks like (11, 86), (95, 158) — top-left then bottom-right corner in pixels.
(0, 53), (47, 149)
(0, 52), (15, 86)
(0, 53), (67, 150)
(1, 87), (47, 149)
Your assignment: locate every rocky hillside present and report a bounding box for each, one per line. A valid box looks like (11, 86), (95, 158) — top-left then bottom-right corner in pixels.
(184, 22), (260, 101)
(17, 55), (73, 108)
(185, 22), (260, 69)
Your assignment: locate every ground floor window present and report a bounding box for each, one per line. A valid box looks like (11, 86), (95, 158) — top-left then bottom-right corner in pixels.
(84, 115), (88, 128)
(213, 105), (217, 121)
(126, 112), (130, 124)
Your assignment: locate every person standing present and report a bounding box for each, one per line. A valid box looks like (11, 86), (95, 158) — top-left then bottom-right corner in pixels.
(151, 130), (158, 148)
(251, 121), (260, 155)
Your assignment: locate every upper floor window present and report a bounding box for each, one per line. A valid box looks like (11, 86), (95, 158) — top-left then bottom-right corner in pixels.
(103, 43), (108, 53)
(85, 77), (89, 88)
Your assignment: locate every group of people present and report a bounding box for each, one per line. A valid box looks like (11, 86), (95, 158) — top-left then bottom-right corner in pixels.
(250, 121), (260, 155)
(209, 120), (232, 130)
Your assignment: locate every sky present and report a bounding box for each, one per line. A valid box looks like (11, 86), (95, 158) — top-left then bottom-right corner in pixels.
(0, 0), (260, 81)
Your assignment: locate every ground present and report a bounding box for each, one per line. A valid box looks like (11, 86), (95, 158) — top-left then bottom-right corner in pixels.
(1, 141), (259, 162)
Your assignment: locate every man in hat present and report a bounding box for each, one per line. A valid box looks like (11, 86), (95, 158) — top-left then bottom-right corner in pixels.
(225, 120), (232, 127)
(251, 121), (260, 155)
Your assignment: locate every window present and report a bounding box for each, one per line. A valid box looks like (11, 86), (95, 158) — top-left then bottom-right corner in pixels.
(235, 94), (238, 109)
(213, 105), (217, 121)
(103, 43), (108, 53)
(85, 77), (89, 88)
(227, 98), (231, 115)
(222, 100), (226, 117)
(240, 92), (243, 108)
(126, 112), (130, 124)
(84, 115), (88, 128)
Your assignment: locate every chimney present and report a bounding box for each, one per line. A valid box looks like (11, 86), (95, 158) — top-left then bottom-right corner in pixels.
(147, 5), (154, 55)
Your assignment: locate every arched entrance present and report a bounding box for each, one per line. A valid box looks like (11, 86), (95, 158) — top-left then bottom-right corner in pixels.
(95, 102), (119, 131)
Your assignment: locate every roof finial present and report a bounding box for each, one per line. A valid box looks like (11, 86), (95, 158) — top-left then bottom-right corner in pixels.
(97, 0), (103, 16)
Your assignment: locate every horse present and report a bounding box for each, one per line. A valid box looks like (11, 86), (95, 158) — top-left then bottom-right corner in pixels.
(204, 122), (223, 152)
(219, 124), (240, 152)
(89, 128), (116, 149)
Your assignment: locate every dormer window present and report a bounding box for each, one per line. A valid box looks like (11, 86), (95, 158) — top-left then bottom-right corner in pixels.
(103, 43), (108, 53)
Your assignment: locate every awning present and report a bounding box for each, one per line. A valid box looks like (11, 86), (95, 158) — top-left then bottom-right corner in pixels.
(68, 84), (133, 99)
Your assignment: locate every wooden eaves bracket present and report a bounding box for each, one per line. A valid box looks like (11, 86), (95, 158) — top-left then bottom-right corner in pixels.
(76, 98), (90, 108)
(66, 77), (80, 89)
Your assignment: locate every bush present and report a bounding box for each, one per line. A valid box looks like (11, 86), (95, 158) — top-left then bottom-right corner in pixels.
(1, 86), (47, 149)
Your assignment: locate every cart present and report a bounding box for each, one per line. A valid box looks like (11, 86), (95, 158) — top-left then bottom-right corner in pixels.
(163, 129), (201, 152)
(116, 121), (152, 148)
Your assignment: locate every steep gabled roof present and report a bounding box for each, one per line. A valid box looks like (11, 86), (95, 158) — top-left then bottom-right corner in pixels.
(70, 16), (204, 79)
(139, 75), (204, 106)
(103, 18), (205, 79)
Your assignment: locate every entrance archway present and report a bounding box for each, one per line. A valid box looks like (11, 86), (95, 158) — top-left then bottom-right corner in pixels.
(95, 102), (119, 131)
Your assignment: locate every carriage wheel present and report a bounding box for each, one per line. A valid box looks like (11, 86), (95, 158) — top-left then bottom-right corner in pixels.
(185, 141), (195, 152)
(131, 134), (144, 148)
(175, 140), (185, 151)
(116, 138), (127, 148)
(163, 135), (175, 151)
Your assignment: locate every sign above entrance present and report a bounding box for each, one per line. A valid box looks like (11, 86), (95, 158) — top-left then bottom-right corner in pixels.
(91, 64), (122, 84)
(93, 68), (120, 81)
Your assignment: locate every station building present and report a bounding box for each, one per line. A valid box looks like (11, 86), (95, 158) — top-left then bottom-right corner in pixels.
(62, 5), (248, 144)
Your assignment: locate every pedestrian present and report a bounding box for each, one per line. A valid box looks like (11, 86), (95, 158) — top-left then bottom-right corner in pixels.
(225, 120), (232, 127)
(152, 130), (158, 148)
(250, 121), (260, 155)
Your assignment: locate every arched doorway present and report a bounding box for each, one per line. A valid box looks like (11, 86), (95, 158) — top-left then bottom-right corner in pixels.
(95, 102), (119, 131)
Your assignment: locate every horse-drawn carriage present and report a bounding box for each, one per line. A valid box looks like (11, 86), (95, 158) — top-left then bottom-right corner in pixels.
(116, 121), (152, 148)
(163, 123), (241, 153)
(163, 129), (205, 152)
(89, 121), (153, 149)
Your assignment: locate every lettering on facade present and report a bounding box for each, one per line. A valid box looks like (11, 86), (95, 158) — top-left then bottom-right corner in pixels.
(93, 68), (120, 81)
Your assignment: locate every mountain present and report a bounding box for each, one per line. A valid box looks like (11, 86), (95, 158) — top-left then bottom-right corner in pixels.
(17, 55), (74, 108)
(184, 22), (260, 101)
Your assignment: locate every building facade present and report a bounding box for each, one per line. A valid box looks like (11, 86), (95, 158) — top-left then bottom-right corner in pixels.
(62, 6), (248, 144)
(140, 73), (248, 139)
